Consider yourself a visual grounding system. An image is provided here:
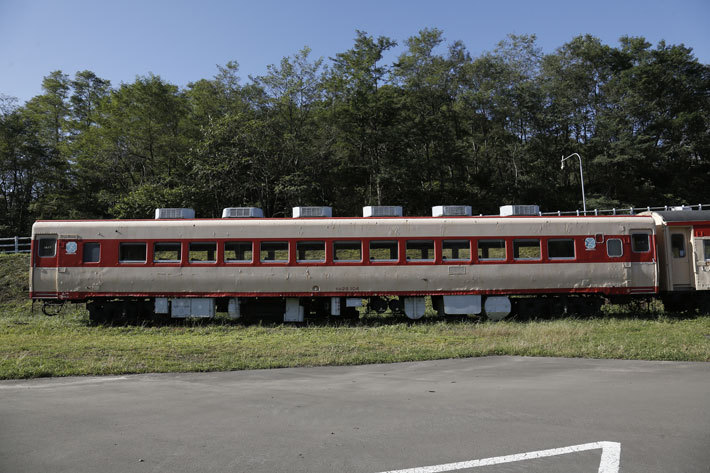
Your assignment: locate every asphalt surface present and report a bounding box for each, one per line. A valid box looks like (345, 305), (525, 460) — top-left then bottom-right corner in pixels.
(1, 356), (708, 473)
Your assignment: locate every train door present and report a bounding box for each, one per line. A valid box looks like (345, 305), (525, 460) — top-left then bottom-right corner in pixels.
(629, 229), (656, 291)
(694, 237), (710, 290)
(32, 234), (59, 297)
(669, 228), (693, 289)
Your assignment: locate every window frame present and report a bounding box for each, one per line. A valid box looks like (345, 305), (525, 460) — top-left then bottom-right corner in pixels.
(369, 240), (399, 262)
(513, 239), (541, 261)
(631, 233), (651, 253)
(332, 240), (362, 263)
(153, 241), (182, 263)
(260, 241), (289, 263)
(224, 241), (253, 264)
(296, 240), (326, 263)
(441, 239), (471, 262)
(405, 239), (435, 262)
(37, 237), (57, 258)
(82, 242), (101, 264)
(477, 239), (506, 261)
(670, 234), (686, 259)
(704, 239), (710, 261)
(188, 241), (217, 264)
(606, 238), (623, 258)
(547, 238), (575, 260)
(119, 242), (147, 263)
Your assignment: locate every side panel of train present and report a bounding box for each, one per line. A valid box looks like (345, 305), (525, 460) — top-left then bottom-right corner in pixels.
(649, 211), (710, 311)
(28, 215), (668, 322)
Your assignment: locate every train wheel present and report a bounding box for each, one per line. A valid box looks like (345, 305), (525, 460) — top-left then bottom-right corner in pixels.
(388, 298), (404, 314)
(514, 297), (546, 319)
(87, 301), (110, 325)
(566, 296), (603, 316)
(369, 297), (388, 314)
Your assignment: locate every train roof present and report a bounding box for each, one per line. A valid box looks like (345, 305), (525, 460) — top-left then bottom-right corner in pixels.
(651, 210), (710, 223)
(32, 214), (656, 240)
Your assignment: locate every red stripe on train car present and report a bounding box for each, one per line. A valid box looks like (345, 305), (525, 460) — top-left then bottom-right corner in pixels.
(34, 234), (657, 268)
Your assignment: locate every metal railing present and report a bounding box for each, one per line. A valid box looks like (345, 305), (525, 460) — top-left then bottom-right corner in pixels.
(538, 204), (708, 217)
(0, 236), (31, 254)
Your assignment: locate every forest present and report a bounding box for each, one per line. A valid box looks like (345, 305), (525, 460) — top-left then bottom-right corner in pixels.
(1, 29), (708, 235)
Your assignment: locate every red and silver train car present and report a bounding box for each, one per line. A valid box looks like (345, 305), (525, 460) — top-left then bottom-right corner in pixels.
(29, 206), (710, 322)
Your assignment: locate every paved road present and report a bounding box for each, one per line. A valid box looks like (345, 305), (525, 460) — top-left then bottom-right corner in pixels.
(1, 357), (708, 473)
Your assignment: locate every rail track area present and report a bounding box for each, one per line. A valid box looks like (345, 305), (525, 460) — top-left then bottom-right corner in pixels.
(1, 357), (708, 473)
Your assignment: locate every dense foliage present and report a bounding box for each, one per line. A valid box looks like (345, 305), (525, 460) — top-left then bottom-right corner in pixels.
(1, 31), (708, 234)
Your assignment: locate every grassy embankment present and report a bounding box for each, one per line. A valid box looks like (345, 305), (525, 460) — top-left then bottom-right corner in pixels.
(1, 253), (709, 379)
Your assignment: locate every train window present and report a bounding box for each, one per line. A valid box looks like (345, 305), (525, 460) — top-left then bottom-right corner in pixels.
(297, 241), (325, 262)
(119, 243), (146, 263)
(38, 237), (56, 257)
(406, 240), (434, 261)
(370, 240), (398, 261)
(83, 242), (101, 263)
(225, 242), (252, 263)
(606, 239), (623, 258)
(261, 241), (289, 263)
(548, 239), (575, 259)
(671, 234), (685, 258)
(333, 241), (361, 262)
(705, 240), (710, 261)
(478, 240), (505, 260)
(154, 242), (181, 262)
(442, 240), (470, 261)
(513, 239), (541, 260)
(631, 233), (650, 253)
(189, 242), (217, 263)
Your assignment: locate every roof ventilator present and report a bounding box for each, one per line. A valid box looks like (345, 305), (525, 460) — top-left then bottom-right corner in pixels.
(222, 207), (264, 218)
(154, 208), (195, 219)
(292, 206), (333, 218)
(432, 205), (472, 217)
(499, 205), (540, 216)
(363, 206), (403, 217)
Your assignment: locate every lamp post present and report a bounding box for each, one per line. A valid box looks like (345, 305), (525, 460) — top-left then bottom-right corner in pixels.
(561, 153), (586, 214)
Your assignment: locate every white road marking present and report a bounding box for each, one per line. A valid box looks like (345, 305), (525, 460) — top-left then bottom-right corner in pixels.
(377, 441), (620, 473)
(0, 376), (128, 390)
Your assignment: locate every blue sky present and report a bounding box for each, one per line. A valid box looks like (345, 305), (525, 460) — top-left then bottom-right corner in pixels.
(1, 0), (708, 104)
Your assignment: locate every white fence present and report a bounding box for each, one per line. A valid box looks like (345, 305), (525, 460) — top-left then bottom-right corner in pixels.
(0, 237), (31, 254)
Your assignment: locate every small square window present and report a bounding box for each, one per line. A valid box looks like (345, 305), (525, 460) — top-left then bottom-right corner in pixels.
(83, 242), (101, 263)
(442, 240), (470, 261)
(671, 234), (685, 258)
(261, 241), (288, 262)
(631, 233), (650, 253)
(548, 239), (575, 259)
(154, 242), (181, 262)
(513, 239), (541, 260)
(370, 241), (398, 261)
(607, 239), (623, 258)
(406, 240), (434, 261)
(478, 240), (505, 260)
(189, 242), (216, 263)
(38, 238), (56, 257)
(334, 241), (362, 262)
(297, 241), (325, 262)
(119, 243), (147, 263)
(225, 241), (252, 262)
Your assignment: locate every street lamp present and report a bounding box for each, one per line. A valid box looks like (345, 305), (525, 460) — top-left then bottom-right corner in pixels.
(561, 153), (587, 214)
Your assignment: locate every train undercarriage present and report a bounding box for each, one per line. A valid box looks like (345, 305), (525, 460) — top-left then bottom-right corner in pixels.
(73, 292), (710, 325)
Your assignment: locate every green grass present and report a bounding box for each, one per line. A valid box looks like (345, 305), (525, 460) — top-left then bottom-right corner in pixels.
(1, 252), (709, 379)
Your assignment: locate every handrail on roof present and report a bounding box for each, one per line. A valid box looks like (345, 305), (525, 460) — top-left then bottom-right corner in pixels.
(536, 203), (708, 217)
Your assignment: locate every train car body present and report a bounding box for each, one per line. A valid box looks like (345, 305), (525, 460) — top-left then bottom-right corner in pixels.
(645, 210), (710, 311)
(29, 210), (675, 322)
